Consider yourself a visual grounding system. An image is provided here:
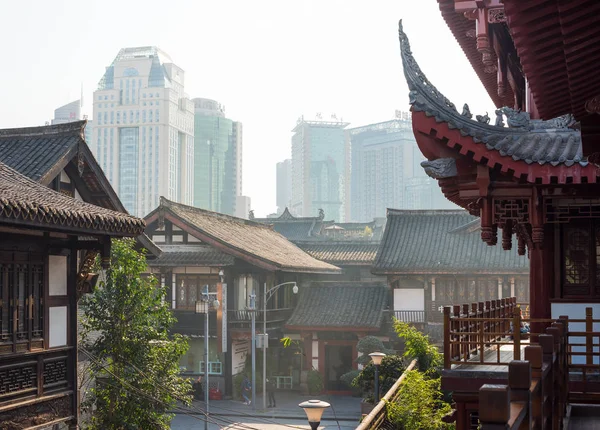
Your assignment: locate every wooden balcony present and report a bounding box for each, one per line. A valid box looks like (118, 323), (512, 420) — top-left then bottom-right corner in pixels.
(442, 297), (600, 429)
(393, 310), (425, 324)
(227, 308), (294, 331)
(0, 348), (72, 413)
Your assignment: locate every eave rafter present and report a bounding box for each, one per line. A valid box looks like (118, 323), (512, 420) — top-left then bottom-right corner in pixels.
(398, 20), (600, 251)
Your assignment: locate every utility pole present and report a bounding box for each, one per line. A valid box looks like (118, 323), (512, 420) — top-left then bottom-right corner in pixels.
(204, 305), (209, 430)
(250, 290), (256, 412)
(263, 282), (267, 410)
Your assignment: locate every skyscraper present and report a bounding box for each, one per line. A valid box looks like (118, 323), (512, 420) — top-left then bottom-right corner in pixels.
(51, 100), (93, 145)
(291, 117), (351, 222)
(192, 98), (242, 215)
(349, 112), (456, 221)
(92, 46), (194, 216)
(52, 100), (81, 125)
(276, 159), (292, 214)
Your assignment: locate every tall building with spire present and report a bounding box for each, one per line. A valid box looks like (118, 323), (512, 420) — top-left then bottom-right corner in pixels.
(92, 46), (194, 216)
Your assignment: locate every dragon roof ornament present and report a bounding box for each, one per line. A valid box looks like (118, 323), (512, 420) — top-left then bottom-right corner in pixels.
(398, 20), (587, 168)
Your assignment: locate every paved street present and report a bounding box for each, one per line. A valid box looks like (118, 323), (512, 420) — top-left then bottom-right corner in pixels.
(171, 416), (358, 429)
(170, 392), (362, 429)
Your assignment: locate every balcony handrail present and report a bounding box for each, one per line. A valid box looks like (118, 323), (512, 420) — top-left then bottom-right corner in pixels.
(356, 358), (418, 430)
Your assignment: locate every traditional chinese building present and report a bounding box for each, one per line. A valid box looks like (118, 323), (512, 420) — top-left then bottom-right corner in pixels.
(143, 198), (340, 395)
(399, 0), (600, 426)
(0, 122), (144, 428)
(252, 209), (389, 393)
(372, 209), (529, 341)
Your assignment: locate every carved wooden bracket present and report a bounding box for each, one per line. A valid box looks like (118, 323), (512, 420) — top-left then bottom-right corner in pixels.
(77, 250), (99, 300)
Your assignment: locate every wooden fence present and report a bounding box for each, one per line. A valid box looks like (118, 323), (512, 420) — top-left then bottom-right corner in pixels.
(443, 298), (600, 428)
(478, 321), (568, 429)
(355, 359), (417, 430)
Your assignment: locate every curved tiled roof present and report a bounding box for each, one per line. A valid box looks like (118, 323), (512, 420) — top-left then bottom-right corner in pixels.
(147, 198), (340, 274)
(372, 209), (528, 275)
(0, 161), (145, 236)
(149, 245), (234, 267)
(0, 120), (87, 183)
(399, 21), (587, 169)
(286, 283), (387, 330)
(297, 242), (379, 266)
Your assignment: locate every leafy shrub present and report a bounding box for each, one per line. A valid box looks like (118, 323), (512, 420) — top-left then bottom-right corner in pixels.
(356, 336), (394, 366)
(393, 320), (442, 374)
(307, 370), (324, 395)
(352, 355), (406, 401)
(340, 369), (361, 396)
(386, 370), (454, 430)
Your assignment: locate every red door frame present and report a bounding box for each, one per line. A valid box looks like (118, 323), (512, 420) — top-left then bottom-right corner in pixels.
(318, 339), (358, 395)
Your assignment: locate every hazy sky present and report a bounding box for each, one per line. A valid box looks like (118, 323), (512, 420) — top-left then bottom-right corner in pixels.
(0, 0), (494, 217)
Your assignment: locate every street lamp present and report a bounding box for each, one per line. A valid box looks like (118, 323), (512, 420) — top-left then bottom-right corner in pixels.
(299, 399), (330, 430)
(195, 287), (220, 430)
(262, 281), (298, 410)
(369, 352), (386, 403)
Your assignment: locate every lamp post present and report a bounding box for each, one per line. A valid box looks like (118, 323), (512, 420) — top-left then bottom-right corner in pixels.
(369, 352), (386, 403)
(262, 282), (298, 409)
(195, 287), (220, 430)
(250, 289), (256, 411)
(299, 399), (330, 430)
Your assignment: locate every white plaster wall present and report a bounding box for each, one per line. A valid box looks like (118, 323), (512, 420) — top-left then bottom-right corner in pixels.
(49, 306), (67, 347)
(49, 255), (67, 296)
(393, 288), (424, 311)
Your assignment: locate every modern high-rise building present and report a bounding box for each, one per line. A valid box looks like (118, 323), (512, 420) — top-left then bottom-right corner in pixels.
(276, 159), (292, 214)
(92, 46), (194, 216)
(192, 98), (242, 215)
(51, 99), (93, 144)
(291, 117), (351, 222)
(349, 112), (456, 221)
(52, 100), (81, 125)
(234, 195), (251, 219)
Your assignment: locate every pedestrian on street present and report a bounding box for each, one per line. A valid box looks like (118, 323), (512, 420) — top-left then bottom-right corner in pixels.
(193, 376), (204, 401)
(241, 375), (252, 405)
(266, 377), (276, 408)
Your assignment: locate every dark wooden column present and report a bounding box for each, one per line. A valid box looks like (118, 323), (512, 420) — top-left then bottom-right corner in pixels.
(68, 246), (79, 429)
(529, 225), (554, 338)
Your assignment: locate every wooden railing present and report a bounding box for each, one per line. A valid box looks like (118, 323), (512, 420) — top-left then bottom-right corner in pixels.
(356, 359), (417, 430)
(560, 308), (600, 404)
(393, 310), (425, 323)
(478, 321), (569, 429)
(228, 308), (294, 327)
(443, 297), (521, 368)
(444, 300), (600, 428)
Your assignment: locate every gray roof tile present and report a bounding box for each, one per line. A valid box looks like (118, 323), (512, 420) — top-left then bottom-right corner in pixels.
(286, 283), (387, 330)
(150, 245), (234, 267)
(372, 210), (529, 274)
(148, 198), (340, 274)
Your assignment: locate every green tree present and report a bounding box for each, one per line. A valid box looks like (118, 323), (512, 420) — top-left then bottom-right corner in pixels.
(394, 320), (442, 374)
(386, 370), (453, 430)
(80, 239), (191, 429)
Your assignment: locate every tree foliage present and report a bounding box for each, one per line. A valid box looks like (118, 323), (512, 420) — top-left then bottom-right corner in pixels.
(386, 370), (453, 430)
(393, 320), (442, 374)
(356, 335), (394, 365)
(80, 239), (191, 429)
(351, 355), (406, 402)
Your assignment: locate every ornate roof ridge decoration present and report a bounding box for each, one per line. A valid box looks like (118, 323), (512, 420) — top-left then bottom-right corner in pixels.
(398, 21), (587, 168)
(0, 120), (87, 138)
(0, 161), (145, 236)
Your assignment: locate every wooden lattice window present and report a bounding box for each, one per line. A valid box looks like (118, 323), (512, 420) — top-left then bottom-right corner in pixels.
(562, 221), (600, 298)
(0, 252), (44, 352)
(176, 275), (217, 310)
